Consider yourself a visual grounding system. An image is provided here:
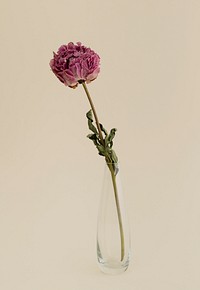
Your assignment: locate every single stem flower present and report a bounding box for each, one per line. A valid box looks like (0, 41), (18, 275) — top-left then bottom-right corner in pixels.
(49, 42), (125, 261)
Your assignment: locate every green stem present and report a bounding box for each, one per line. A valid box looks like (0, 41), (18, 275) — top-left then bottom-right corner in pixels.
(107, 163), (125, 261)
(81, 82), (125, 261)
(82, 82), (104, 145)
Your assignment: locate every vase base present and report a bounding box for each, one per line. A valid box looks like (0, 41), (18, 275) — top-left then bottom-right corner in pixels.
(98, 261), (129, 275)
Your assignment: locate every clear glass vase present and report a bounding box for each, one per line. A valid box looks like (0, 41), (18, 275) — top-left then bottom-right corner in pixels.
(97, 162), (131, 274)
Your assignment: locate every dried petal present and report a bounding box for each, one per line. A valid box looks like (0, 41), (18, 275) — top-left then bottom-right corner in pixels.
(50, 42), (100, 88)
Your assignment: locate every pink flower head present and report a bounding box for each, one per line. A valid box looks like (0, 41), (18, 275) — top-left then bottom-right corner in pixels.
(50, 42), (100, 88)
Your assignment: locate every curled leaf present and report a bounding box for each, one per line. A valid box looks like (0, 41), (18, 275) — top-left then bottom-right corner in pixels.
(107, 128), (117, 144)
(86, 110), (118, 164)
(100, 123), (108, 136)
(86, 110), (98, 134)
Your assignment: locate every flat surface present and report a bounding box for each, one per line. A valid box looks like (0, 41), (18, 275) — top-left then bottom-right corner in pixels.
(0, 0), (200, 289)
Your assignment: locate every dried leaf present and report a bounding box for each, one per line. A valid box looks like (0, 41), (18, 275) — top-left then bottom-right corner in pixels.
(86, 110), (98, 134)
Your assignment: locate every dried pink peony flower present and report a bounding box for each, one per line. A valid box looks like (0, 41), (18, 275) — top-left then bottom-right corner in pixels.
(50, 42), (100, 88)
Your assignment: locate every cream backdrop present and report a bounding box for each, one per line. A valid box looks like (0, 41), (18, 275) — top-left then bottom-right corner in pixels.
(0, 0), (200, 289)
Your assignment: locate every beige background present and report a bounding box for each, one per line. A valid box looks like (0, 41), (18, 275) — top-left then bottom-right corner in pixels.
(0, 0), (200, 289)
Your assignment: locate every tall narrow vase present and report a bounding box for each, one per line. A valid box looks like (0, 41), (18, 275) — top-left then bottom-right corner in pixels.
(97, 162), (131, 274)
